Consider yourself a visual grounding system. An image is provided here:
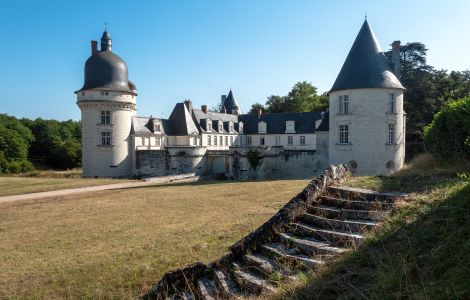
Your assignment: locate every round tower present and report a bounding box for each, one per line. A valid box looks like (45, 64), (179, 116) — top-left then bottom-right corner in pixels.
(75, 30), (137, 178)
(328, 20), (405, 175)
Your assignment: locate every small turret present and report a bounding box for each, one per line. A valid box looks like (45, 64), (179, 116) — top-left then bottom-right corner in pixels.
(101, 30), (112, 51)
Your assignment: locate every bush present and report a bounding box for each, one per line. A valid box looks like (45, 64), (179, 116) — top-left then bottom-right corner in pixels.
(423, 97), (470, 163)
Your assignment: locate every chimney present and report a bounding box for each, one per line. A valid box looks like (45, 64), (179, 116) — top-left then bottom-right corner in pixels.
(222, 106), (227, 114)
(201, 105), (208, 114)
(392, 40), (401, 79)
(184, 99), (193, 112)
(91, 40), (98, 55)
(257, 108), (262, 118)
(221, 95), (227, 106)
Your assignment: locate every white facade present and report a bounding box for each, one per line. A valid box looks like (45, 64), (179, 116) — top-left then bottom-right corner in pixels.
(328, 88), (405, 175)
(77, 91), (136, 177)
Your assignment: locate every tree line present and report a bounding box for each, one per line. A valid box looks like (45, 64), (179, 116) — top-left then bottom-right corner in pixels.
(246, 42), (470, 158)
(0, 115), (81, 174)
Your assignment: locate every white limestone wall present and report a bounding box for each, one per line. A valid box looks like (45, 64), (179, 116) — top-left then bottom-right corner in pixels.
(77, 91), (136, 178)
(328, 88), (405, 175)
(243, 134), (316, 150)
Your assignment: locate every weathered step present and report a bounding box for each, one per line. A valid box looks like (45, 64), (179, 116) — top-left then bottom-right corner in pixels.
(165, 290), (194, 300)
(309, 205), (388, 221)
(197, 277), (217, 300)
(232, 262), (276, 294)
(245, 254), (282, 276)
(293, 223), (365, 247)
(278, 232), (349, 257)
(213, 269), (242, 299)
(301, 213), (378, 232)
(327, 185), (408, 202)
(261, 243), (325, 270)
(319, 195), (395, 211)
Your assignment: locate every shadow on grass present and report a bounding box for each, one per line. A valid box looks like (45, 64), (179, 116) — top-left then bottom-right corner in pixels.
(278, 178), (470, 299)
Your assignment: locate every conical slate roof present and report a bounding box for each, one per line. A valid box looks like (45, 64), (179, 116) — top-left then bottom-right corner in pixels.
(221, 89), (242, 114)
(168, 103), (199, 136)
(330, 20), (404, 92)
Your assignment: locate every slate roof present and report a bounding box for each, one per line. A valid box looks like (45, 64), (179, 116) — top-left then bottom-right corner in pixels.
(76, 31), (136, 94)
(238, 111), (324, 134)
(221, 90), (242, 114)
(315, 111), (329, 131)
(131, 116), (172, 135)
(168, 103), (199, 136)
(330, 20), (404, 92)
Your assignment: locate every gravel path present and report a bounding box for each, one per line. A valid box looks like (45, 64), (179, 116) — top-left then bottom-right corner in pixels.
(0, 174), (198, 204)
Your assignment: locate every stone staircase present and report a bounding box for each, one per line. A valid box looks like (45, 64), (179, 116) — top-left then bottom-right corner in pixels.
(143, 166), (407, 300)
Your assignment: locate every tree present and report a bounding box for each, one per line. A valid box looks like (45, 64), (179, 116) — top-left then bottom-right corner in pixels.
(0, 114), (34, 173)
(265, 95), (286, 113)
(248, 103), (265, 114)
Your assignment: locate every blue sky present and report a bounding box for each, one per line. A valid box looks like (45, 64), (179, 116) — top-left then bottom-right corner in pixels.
(0, 0), (469, 121)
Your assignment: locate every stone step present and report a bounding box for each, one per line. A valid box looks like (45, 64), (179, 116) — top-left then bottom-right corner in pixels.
(278, 232), (349, 257)
(327, 185), (408, 202)
(292, 222), (365, 247)
(301, 213), (378, 232)
(232, 262), (276, 295)
(244, 254), (282, 277)
(165, 291), (194, 300)
(319, 195), (395, 211)
(309, 205), (388, 221)
(213, 269), (242, 299)
(261, 243), (325, 270)
(196, 277), (217, 300)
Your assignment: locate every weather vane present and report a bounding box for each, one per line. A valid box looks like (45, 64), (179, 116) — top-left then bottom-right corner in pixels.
(104, 22), (108, 31)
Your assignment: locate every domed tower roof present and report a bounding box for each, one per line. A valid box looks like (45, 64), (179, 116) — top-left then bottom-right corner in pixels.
(76, 30), (137, 94)
(330, 20), (404, 92)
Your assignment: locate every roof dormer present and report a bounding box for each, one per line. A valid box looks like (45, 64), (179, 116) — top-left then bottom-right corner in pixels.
(218, 120), (223, 132)
(206, 119), (212, 132)
(238, 121), (244, 134)
(258, 121), (267, 134)
(285, 120), (295, 133)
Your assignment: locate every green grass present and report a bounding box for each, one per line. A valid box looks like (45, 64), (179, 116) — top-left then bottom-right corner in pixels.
(0, 179), (308, 299)
(0, 177), (129, 196)
(275, 154), (470, 299)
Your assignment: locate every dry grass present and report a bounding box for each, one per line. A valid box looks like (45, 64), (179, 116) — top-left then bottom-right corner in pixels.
(0, 179), (309, 299)
(0, 177), (130, 197)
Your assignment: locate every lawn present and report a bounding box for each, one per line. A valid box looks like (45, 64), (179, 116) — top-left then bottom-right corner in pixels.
(274, 154), (470, 299)
(0, 177), (129, 196)
(0, 179), (309, 299)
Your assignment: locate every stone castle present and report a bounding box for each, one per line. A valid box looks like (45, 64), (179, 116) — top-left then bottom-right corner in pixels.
(76, 20), (405, 179)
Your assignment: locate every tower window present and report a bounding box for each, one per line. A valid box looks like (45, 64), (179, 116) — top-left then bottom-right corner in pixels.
(388, 124), (395, 144)
(389, 93), (395, 113)
(288, 136), (293, 145)
(81, 92), (85, 96)
(339, 125), (349, 144)
(339, 95), (349, 114)
(101, 132), (111, 145)
(300, 136), (306, 145)
(101, 111), (111, 124)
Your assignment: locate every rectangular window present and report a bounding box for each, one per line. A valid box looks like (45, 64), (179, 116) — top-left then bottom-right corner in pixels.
(275, 136), (281, 145)
(207, 122), (211, 131)
(101, 110), (111, 124)
(389, 93), (395, 113)
(101, 132), (111, 145)
(157, 138), (161, 146)
(247, 136), (252, 146)
(339, 95), (349, 114)
(219, 136), (223, 145)
(208, 135), (211, 146)
(388, 124), (395, 144)
(230, 136), (234, 145)
(339, 125), (349, 144)
(155, 124), (161, 132)
(219, 123), (223, 132)
(260, 137), (265, 145)
(214, 135), (217, 146)
(225, 136), (228, 145)
(288, 136), (293, 145)
(141, 137), (146, 146)
(300, 136), (306, 145)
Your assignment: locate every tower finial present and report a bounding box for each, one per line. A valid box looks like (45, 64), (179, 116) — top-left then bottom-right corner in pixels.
(365, 12), (367, 20)
(104, 21), (108, 31)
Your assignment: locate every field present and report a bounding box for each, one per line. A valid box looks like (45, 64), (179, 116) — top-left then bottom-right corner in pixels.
(275, 154), (470, 299)
(0, 177), (129, 197)
(0, 179), (309, 299)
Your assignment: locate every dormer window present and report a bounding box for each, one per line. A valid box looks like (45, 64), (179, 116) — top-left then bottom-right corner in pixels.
(285, 120), (295, 133)
(239, 122), (244, 134)
(218, 121), (223, 132)
(258, 121), (267, 134)
(206, 119), (212, 132)
(229, 122), (234, 133)
(155, 123), (161, 132)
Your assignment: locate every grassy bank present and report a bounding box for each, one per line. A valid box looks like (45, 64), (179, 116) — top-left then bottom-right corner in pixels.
(0, 179), (308, 299)
(275, 154), (470, 299)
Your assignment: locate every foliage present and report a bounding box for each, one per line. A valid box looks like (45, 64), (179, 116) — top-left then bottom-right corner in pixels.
(249, 81), (327, 114)
(423, 97), (470, 163)
(248, 102), (265, 114)
(0, 114), (34, 173)
(246, 149), (263, 170)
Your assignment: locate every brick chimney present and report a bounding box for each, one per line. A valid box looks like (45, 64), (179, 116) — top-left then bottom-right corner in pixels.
(91, 40), (98, 55)
(201, 105), (208, 114)
(184, 99), (193, 112)
(392, 40), (401, 79)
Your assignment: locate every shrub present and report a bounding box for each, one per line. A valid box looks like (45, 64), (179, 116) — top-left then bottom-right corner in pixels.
(423, 97), (470, 164)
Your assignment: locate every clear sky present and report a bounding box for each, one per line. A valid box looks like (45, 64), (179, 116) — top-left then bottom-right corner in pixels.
(0, 0), (469, 121)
